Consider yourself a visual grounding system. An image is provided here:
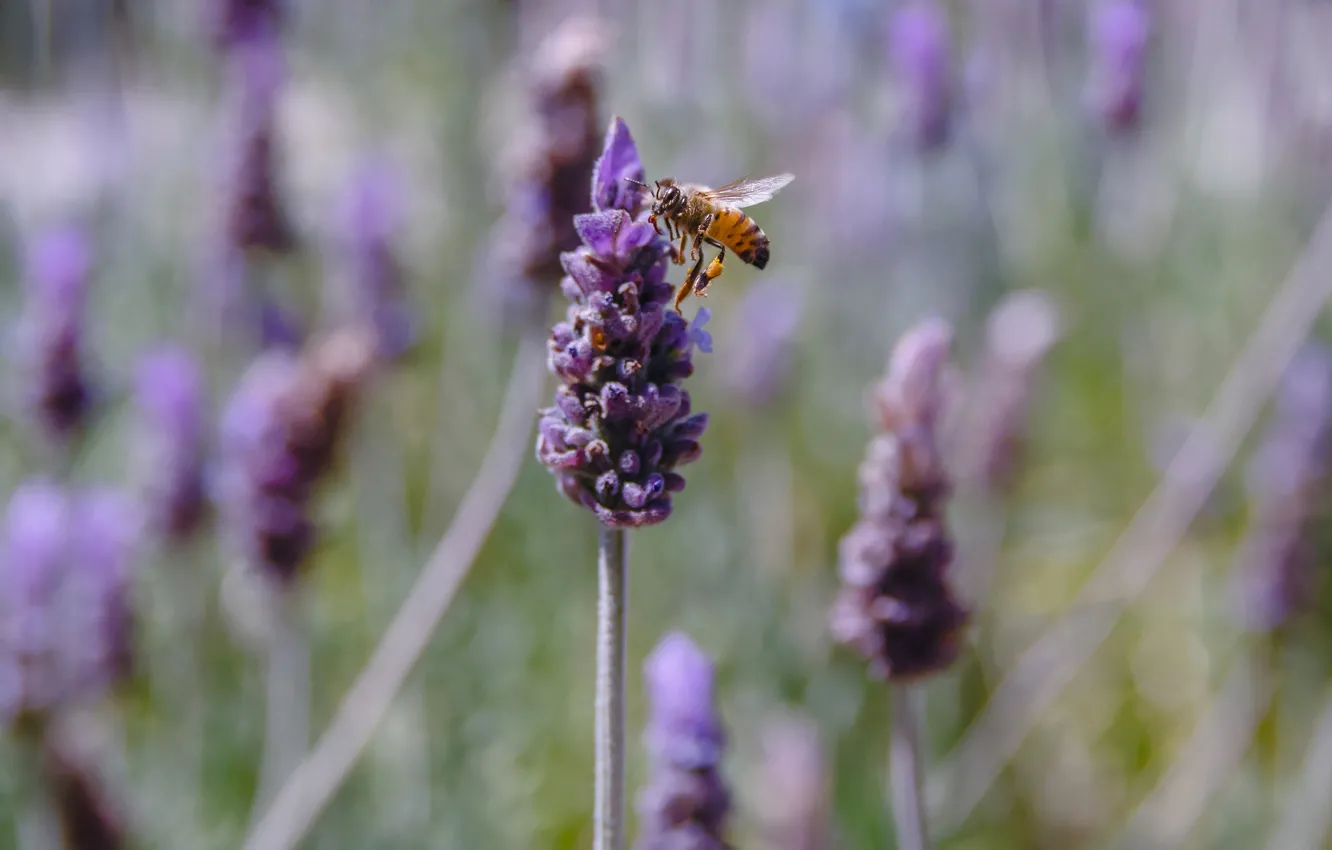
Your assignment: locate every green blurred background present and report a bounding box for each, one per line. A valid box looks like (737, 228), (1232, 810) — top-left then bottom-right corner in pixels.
(5, 0), (1332, 847)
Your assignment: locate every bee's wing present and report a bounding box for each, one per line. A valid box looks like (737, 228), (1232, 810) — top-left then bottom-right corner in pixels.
(700, 173), (794, 208)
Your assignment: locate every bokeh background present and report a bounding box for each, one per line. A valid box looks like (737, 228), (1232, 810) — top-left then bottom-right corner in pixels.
(4, 0), (1332, 847)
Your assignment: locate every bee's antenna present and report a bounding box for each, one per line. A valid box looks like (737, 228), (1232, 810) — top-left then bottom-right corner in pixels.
(624, 178), (650, 189)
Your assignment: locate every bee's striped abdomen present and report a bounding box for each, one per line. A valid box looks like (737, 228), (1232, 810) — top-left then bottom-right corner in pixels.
(709, 207), (772, 269)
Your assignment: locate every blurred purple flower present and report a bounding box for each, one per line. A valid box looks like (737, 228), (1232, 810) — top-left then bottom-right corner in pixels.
(134, 347), (209, 542)
(635, 632), (731, 850)
(209, 0), (285, 53)
(889, 2), (953, 151)
(223, 29), (296, 256)
(339, 157), (416, 360)
(0, 481), (140, 729)
(535, 117), (709, 527)
(18, 226), (97, 441)
(757, 715), (830, 850)
(219, 328), (375, 586)
(1086, 0), (1150, 134)
(489, 17), (604, 310)
(42, 731), (128, 850)
(830, 319), (968, 681)
(722, 280), (802, 410)
(1231, 345), (1332, 632)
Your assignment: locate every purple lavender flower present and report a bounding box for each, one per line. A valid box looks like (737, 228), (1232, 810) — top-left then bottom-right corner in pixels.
(889, 3), (953, 151)
(134, 347), (209, 542)
(829, 319), (968, 681)
(209, 0), (285, 53)
(219, 327), (375, 586)
(0, 481), (140, 729)
(535, 118), (709, 527)
(489, 17), (604, 308)
(1086, 0), (1150, 134)
(635, 632), (731, 850)
(222, 28), (296, 256)
(17, 227), (97, 440)
(1231, 346), (1332, 632)
(338, 158), (415, 360)
(721, 280), (802, 410)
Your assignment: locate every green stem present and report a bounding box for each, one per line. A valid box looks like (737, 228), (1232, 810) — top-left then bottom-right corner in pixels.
(595, 526), (628, 850)
(890, 686), (931, 850)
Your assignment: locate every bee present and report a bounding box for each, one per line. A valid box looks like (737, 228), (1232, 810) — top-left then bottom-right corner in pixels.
(630, 173), (794, 313)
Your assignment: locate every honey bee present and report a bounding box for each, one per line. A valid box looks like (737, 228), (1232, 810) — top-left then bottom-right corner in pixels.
(630, 173), (794, 313)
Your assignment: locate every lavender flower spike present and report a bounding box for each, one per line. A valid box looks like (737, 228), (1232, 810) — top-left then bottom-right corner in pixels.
(18, 226), (97, 440)
(1087, 0), (1151, 134)
(339, 157), (416, 360)
(889, 2), (953, 151)
(535, 117), (710, 527)
(722, 279), (803, 410)
(1231, 345), (1332, 632)
(635, 632), (731, 850)
(830, 319), (968, 681)
(209, 0), (286, 52)
(489, 17), (605, 308)
(134, 346), (209, 542)
(218, 327), (375, 586)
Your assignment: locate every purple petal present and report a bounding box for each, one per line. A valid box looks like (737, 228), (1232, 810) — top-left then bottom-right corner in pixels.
(591, 117), (646, 213)
(575, 209), (631, 258)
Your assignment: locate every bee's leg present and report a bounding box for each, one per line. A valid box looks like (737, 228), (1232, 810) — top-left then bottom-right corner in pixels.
(649, 213), (661, 235)
(693, 240), (727, 297)
(689, 214), (714, 263)
(675, 231), (688, 265)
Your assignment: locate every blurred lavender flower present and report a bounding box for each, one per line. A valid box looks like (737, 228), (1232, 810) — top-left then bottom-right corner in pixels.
(635, 632), (731, 850)
(830, 319), (968, 680)
(535, 118), (709, 527)
(757, 715), (830, 850)
(338, 157), (416, 360)
(1231, 345), (1332, 632)
(218, 327), (375, 586)
(209, 0), (285, 53)
(134, 347), (209, 542)
(889, 2), (953, 151)
(489, 17), (604, 310)
(721, 280), (803, 410)
(1086, 0), (1150, 134)
(965, 290), (1061, 491)
(0, 481), (140, 730)
(17, 227), (97, 441)
(222, 28), (296, 257)
(42, 730), (127, 850)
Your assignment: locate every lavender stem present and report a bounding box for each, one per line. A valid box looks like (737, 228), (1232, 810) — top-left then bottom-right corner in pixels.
(890, 687), (931, 850)
(595, 525), (628, 850)
(242, 323), (548, 850)
(252, 597), (310, 827)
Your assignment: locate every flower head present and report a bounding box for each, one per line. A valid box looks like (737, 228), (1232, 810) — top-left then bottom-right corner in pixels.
(338, 157), (416, 360)
(889, 3), (953, 151)
(1232, 345), (1332, 632)
(18, 226), (97, 440)
(209, 0), (286, 53)
(635, 632), (731, 850)
(134, 347), (209, 542)
(830, 319), (968, 681)
(1087, 0), (1151, 133)
(489, 17), (605, 309)
(0, 481), (140, 729)
(535, 118), (709, 527)
(219, 328), (375, 586)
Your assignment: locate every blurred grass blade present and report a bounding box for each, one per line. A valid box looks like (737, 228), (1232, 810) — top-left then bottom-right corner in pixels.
(242, 324), (548, 850)
(928, 203), (1332, 832)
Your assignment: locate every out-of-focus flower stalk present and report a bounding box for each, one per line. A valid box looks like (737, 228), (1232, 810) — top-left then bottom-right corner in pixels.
(830, 319), (968, 850)
(889, 2), (953, 152)
(634, 632), (732, 850)
(337, 158), (416, 362)
(133, 347), (209, 544)
(1086, 0), (1151, 135)
(1231, 345), (1332, 633)
(757, 715), (830, 850)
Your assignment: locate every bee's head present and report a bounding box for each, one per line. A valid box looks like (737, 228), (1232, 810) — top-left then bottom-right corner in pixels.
(627, 177), (685, 218)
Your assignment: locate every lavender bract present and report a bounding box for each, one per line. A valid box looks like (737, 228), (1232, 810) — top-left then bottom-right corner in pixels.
(218, 328), (375, 586)
(535, 117), (709, 527)
(829, 319), (968, 681)
(18, 227), (96, 440)
(1232, 345), (1332, 632)
(635, 632), (731, 850)
(0, 481), (139, 729)
(339, 158), (415, 360)
(134, 347), (209, 542)
(889, 2), (952, 151)
(1087, 0), (1150, 134)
